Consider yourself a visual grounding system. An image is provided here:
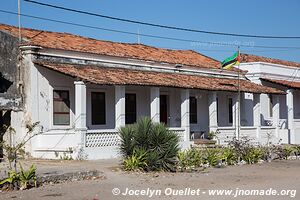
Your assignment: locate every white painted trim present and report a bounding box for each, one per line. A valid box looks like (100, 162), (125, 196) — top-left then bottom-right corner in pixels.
(240, 62), (300, 70)
(49, 86), (74, 130)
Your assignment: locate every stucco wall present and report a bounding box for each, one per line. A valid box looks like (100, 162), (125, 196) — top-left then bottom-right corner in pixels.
(0, 31), (22, 110)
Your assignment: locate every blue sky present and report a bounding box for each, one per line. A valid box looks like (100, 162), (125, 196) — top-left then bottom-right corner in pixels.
(1, 0), (300, 62)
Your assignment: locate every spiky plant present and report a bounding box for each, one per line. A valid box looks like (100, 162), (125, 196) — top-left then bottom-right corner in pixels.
(119, 117), (180, 172)
(119, 125), (136, 157)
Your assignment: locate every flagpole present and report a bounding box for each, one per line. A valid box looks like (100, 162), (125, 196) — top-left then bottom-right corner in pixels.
(237, 46), (240, 140)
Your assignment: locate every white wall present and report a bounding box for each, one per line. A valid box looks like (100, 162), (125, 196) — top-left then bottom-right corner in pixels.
(33, 65), (76, 131)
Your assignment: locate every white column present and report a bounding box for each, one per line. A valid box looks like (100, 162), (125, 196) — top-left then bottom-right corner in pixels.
(74, 81), (87, 131)
(253, 94), (261, 139)
(115, 85), (126, 128)
(74, 81), (87, 148)
(287, 89), (295, 144)
(150, 87), (160, 123)
(232, 93), (240, 138)
(181, 89), (190, 142)
(208, 91), (218, 132)
(272, 95), (280, 137)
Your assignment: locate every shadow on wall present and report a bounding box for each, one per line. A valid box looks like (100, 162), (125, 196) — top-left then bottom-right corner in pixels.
(0, 110), (11, 162)
(0, 72), (13, 93)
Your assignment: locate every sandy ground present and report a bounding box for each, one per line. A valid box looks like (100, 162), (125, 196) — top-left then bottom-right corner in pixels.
(0, 159), (300, 200)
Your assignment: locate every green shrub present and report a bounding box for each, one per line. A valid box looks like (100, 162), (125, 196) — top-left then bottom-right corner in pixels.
(203, 148), (221, 167)
(123, 148), (147, 171)
(282, 145), (295, 159)
(221, 147), (236, 165)
(19, 164), (37, 190)
(293, 145), (300, 157)
(119, 117), (180, 172)
(0, 170), (19, 190)
(243, 147), (263, 164)
(0, 164), (37, 190)
(177, 148), (203, 171)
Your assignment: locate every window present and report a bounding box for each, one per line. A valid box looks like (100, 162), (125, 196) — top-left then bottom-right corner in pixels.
(53, 90), (70, 125)
(125, 93), (136, 124)
(91, 92), (106, 125)
(190, 97), (197, 124)
(228, 97), (233, 124)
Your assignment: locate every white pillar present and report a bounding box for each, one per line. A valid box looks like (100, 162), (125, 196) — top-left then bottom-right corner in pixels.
(208, 91), (218, 132)
(115, 85), (126, 128)
(150, 87), (160, 123)
(287, 89), (295, 144)
(272, 95), (280, 137)
(232, 93), (240, 138)
(74, 81), (87, 130)
(181, 89), (190, 142)
(253, 94), (261, 139)
(74, 81), (87, 148)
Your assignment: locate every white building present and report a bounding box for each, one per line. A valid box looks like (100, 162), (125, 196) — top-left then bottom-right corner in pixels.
(0, 24), (297, 160)
(240, 53), (300, 144)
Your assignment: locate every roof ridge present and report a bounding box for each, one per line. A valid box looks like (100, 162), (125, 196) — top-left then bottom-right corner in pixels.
(241, 53), (300, 66)
(0, 23), (223, 70)
(0, 23), (209, 54)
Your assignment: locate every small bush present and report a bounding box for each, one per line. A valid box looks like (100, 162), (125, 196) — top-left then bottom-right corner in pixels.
(243, 147), (263, 164)
(282, 145), (295, 159)
(203, 148), (221, 167)
(0, 164), (37, 190)
(119, 117), (180, 172)
(123, 148), (147, 171)
(221, 147), (236, 165)
(177, 148), (203, 171)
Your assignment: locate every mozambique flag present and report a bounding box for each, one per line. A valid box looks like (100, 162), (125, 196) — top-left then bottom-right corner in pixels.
(221, 51), (240, 70)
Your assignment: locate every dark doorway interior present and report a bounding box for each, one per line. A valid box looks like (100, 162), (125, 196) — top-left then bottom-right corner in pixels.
(160, 95), (168, 125)
(0, 110), (11, 162)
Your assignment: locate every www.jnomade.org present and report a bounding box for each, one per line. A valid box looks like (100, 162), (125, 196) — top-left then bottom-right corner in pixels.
(112, 187), (297, 198)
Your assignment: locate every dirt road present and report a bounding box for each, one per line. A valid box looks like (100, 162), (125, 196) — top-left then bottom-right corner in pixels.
(0, 159), (299, 200)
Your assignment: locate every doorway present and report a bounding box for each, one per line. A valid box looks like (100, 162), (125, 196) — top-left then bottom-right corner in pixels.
(160, 95), (168, 125)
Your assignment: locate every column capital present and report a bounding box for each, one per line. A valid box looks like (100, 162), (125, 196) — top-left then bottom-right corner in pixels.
(74, 81), (85, 85)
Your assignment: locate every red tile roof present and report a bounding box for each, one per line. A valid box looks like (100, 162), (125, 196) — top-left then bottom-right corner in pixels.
(34, 61), (284, 94)
(241, 53), (300, 68)
(261, 78), (300, 89)
(0, 23), (223, 70)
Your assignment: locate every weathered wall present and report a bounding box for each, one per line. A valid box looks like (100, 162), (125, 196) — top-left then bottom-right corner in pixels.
(0, 31), (22, 110)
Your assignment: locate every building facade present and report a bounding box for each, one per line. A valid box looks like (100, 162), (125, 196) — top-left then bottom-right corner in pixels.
(0, 24), (297, 160)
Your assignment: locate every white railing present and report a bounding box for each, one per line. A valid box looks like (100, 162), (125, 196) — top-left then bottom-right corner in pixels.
(294, 119), (300, 128)
(240, 126), (257, 139)
(86, 129), (120, 147)
(216, 127), (235, 144)
(86, 127), (186, 147)
(169, 127), (185, 141)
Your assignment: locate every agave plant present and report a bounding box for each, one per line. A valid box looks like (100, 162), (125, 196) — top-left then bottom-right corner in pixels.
(19, 164), (37, 190)
(119, 117), (180, 171)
